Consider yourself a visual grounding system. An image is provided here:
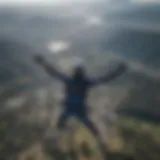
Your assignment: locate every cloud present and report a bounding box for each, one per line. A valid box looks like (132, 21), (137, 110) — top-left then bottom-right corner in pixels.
(86, 16), (103, 26)
(48, 41), (71, 54)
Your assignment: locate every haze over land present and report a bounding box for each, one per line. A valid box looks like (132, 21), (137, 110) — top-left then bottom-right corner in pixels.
(0, 0), (159, 112)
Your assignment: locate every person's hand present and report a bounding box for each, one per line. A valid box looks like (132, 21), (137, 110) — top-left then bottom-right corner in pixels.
(34, 55), (45, 65)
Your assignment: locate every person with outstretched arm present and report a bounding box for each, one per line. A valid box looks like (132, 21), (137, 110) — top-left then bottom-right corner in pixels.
(34, 55), (127, 159)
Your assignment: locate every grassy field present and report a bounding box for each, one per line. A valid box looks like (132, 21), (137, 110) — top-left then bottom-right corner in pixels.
(0, 110), (160, 160)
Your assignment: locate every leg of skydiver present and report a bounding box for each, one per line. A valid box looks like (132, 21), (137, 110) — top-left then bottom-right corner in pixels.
(54, 110), (70, 148)
(57, 110), (78, 160)
(43, 110), (71, 159)
(57, 110), (69, 129)
(79, 114), (107, 159)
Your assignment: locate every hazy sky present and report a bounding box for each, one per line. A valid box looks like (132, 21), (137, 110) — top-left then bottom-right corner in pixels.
(0, 0), (159, 5)
(0, 0), (96, 5)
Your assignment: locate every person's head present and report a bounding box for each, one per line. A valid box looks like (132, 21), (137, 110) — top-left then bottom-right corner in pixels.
(72, 65), (86, 79)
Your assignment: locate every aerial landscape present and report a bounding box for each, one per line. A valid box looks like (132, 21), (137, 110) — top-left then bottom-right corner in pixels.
(0, 0), (160, 159)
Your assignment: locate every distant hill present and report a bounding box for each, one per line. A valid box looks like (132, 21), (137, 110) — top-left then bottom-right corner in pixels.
(101, 28), (160, 68)
(117, 73), (160, 123)
(0, 39), (36, 84)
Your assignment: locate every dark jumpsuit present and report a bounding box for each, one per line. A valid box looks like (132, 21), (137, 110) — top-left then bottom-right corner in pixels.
(58, 77), (93, 128)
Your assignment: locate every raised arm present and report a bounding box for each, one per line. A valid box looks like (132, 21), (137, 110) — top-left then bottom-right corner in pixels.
(89, 62), (127, 86)
(34, 55), (69, 82)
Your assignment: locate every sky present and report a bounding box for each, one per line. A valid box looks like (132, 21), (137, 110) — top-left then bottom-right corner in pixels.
(0, 0), (97, 5)
(0, 0), (159, 6)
